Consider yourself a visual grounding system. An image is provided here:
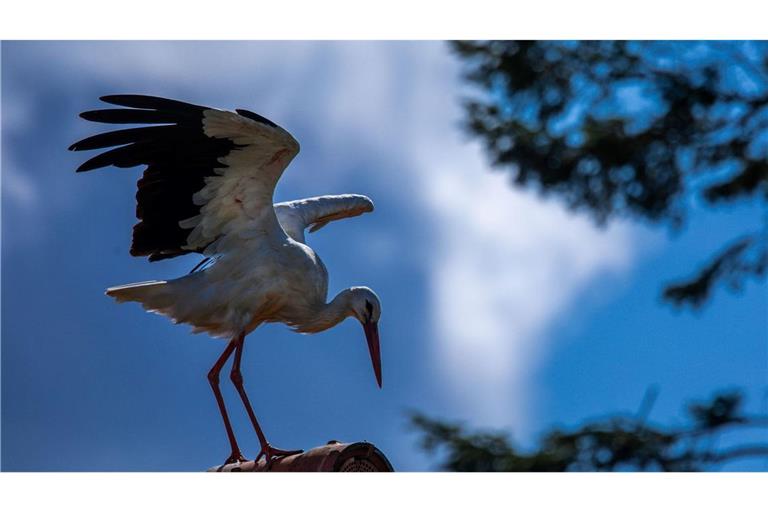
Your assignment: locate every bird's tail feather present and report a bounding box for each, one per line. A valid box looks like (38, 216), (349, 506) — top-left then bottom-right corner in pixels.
(106, 279), (233, 339)
(106, 280), (173, 310)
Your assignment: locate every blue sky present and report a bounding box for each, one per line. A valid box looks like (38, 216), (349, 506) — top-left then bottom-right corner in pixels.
(1, 41), (766, 471)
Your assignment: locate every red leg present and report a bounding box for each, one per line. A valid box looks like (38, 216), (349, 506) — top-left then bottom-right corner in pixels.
(208, 340), (246, 467)
(229, 333), (302, 465)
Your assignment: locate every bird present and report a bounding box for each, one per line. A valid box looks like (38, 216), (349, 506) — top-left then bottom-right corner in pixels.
(69, 94), (383, 467)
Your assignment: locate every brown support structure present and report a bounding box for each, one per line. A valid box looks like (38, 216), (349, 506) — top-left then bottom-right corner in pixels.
(208, 441), (394, 472)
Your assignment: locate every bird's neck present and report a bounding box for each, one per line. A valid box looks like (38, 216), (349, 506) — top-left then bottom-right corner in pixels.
(297, 290), (354, 333)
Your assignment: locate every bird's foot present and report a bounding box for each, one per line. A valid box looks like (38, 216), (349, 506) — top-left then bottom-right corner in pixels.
(225, 451), (248, 465)
(214, 451), (248, 472)
(256, 444), (303, 469)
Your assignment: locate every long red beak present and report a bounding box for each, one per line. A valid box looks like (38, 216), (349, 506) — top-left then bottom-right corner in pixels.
(363, 320), (382, 388)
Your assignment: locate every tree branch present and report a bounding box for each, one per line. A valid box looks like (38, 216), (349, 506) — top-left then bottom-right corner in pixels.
(663, 235), (767, 307)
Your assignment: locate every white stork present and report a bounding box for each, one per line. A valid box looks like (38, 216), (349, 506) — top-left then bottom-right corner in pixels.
(70, 95), (382, 466)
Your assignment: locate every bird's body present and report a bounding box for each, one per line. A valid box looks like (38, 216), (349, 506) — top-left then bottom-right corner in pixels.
(109, 222), (329, 338)
(107, 193), (376, 338)
(71, 94), (382, 466)
(107, 237), (320, 339)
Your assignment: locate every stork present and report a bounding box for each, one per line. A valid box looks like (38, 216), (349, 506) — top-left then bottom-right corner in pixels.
(70, 95), (382, 466)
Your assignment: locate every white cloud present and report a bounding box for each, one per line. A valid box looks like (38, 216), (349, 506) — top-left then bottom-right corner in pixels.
(2, 158), (39, 209)
(1, 154), (43, 248)
(425, 158), (633, 429)
(1, 87), (39, 211)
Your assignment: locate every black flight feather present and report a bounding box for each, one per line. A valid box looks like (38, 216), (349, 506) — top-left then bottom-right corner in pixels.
(100, 94), (207, 113)
(70, 94), (248, 261)
(69, 125), (186, 151)
(79, 108), (189, 125)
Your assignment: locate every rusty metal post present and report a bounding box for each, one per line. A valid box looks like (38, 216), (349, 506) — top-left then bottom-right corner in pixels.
(208, 441), (394, 472)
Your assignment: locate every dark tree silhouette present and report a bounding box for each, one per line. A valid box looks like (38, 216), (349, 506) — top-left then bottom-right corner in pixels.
(411, 390), (768, 471)
(450, 41), (767, 307)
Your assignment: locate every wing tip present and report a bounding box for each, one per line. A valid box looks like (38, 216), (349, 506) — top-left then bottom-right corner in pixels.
(99, 94), (149, 107)
(350, 194), (375, 212)
(74, 162), (98, 172)
(100, 94), (145, 102)
(78, 110), (112, 122)
(99, 94), (126, 104)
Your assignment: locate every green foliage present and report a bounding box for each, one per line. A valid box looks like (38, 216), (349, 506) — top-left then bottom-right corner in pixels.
(411, 391), (768, 471)
(450, 41), (768, 307)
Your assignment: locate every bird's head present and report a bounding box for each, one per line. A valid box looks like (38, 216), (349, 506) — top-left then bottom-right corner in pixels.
(348, 287), (382, 388)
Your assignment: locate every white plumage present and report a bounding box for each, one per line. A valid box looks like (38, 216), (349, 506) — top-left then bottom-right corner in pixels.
(71, 94), (382, 466)
(107, 193), (376, 339)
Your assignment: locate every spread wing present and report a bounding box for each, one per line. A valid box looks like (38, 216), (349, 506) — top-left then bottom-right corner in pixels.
(275, 194), (374, 243)
(70, 94), (300, 261)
